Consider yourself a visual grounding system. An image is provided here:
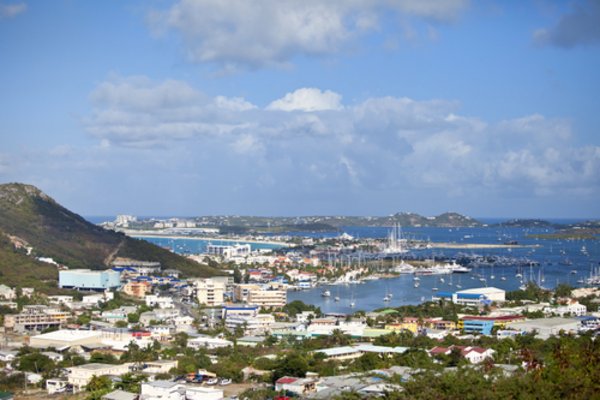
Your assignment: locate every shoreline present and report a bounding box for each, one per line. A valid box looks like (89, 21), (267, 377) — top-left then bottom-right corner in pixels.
(127, 233), (290, 247)
(427, 242), (540, 249)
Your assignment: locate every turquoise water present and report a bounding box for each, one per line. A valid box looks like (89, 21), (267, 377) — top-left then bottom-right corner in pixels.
(139, 236), (283, 253)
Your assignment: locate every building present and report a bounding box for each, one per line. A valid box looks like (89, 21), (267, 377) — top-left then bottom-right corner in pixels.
(59, 269), (121, 291)
(433, 287), (505, 306)
(458, 315), (525, 335)
(140, 380), (223, 400)
(0, 285), (16, 300)
(461, 318), (495, 335)
(101, 390), (137, 400)
(275, 377), (320, 396)
(506, 317), (581, 339)
(145, 295), (174, 309)
(247, 287), (286, 308)
(315, 344), (409, 362)
(122, 281), (152, 298)
(29, 329), (104, 349)
(429, 346), (495, 364)
(188, 336), (233, 350)
(67, 363), (133, 392)
(206, 243), (251, 259)
(225, 314), (275, 335)
(221, 305), (259, 319)
(195, 279), (225, 306)
(141, 360), (178, 374)
(4, 307), (70, 332)
(544, 301), (587, 317)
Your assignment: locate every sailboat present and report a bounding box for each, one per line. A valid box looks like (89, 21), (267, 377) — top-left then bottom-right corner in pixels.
(455, 275), (462, 289)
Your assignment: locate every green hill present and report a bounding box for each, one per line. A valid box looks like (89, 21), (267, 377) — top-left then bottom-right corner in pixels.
(0, 183), (222, 290)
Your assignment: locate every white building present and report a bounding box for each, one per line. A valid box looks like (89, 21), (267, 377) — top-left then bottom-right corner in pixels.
(145, 295), (174, 309)
(195, 278), (225, 306)
(507, 317), (581, 339)
(0, 284), (16, 300)
(225, 314), (275, 335)
(188, 336), (233, 350)
(545, 302), (587, 317)
(67, 363), (133, 392)
(140, 380), (223, 400)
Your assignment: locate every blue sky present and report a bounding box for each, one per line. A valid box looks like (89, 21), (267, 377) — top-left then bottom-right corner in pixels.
(1, 0), (599, 218)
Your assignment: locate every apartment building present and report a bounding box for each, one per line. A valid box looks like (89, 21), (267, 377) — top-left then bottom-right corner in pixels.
(195, 278), (225, 306)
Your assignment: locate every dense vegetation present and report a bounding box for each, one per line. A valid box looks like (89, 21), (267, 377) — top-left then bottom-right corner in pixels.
(0, 183), (222, 289)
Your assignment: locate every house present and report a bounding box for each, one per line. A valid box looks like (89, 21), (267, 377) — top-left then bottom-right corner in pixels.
(315, 344), (408, 362)
(46, 379), (68, 395)
(275, 376), (319, 396)
(429, 346), (495, 364)
(141, 360), (178, 375)
(0, 285), (16, 300)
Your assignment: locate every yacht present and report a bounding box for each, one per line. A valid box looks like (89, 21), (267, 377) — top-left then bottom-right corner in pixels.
(321, 290), (331, 297)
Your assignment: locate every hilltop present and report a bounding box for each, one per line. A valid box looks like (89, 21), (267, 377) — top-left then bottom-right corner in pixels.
(0, 183), (221, 289)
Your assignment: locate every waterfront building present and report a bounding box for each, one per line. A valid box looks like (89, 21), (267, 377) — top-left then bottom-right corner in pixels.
(433, 287), (505, 306)
(59, 269), (121, 291)
(194, 278), (225, 306)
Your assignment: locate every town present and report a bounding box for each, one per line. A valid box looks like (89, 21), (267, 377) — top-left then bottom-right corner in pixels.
(1, 250), (599, 400)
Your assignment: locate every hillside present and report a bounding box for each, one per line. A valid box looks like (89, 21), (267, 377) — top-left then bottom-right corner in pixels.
(0, 183), (222, 289)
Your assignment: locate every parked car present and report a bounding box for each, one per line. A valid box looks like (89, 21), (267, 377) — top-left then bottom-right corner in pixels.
(219, 378), (232, 386)
(205, 378), (219, 385)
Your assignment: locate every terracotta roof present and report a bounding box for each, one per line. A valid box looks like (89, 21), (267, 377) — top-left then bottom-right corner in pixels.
(276, 377), (298, 384)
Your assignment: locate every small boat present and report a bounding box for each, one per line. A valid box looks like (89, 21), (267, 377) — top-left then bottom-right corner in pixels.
(500, 276), (507, 281)
(321, 290), (331, 297)
(414, 282), (420, 288)
(570, 270), (577, 275)
(383, 295), (391, 302)
(334, 296), (340, 302)
(432, 287), (438, 291)
(350, 301), (356, 308)
(413, 276), (420, 281)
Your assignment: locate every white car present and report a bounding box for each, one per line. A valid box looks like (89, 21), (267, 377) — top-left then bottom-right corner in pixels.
(205, 378), (219, 385)
(219, 378), (232, 386)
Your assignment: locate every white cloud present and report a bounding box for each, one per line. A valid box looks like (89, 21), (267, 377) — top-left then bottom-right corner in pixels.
(83, 75), (600, 199)
(0, 1), (26, 19)
(267, 88), (343, 112)
(148, 0), (469, 70)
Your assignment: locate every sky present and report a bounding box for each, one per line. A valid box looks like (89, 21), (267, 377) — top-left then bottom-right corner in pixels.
(0, 0), (599, 218)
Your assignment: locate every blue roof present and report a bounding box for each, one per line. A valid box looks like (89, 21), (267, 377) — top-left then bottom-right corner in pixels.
(457, 293), (484, 299)
(436, 291), (453, 298)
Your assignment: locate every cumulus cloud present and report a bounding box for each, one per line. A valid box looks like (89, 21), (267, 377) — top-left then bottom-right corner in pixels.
(534, 0), (600, 48)
(148, 0), (469, 70)
(0, 1), (26, 19)
(267, 88), (343, 112)
(83, 75), (600, 200)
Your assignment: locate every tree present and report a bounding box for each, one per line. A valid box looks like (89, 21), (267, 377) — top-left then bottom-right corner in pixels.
(114, 373), (147, 393)
(16, 352), (55, 375)
(554, 284), (574, 299)
(273, 352), (309, 381)
(85, 374), (113, 400)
